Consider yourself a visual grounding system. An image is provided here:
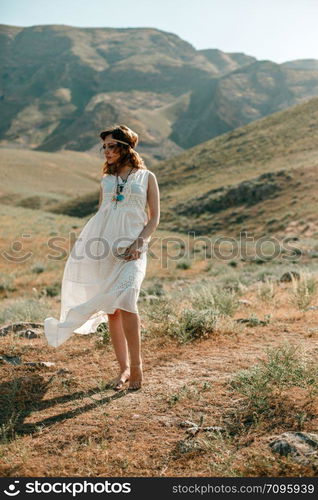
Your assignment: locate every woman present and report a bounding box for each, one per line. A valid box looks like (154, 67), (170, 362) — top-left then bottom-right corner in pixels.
(44, 124), (160, 391)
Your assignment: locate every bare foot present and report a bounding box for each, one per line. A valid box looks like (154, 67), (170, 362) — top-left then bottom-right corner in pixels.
(107, 368), (130, 391)
(128, 363), (143, 391)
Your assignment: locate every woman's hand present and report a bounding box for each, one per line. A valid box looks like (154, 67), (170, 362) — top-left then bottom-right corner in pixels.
(123, 237), (144, 261)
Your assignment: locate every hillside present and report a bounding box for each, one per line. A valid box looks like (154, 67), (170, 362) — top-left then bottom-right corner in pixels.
(0, 148), (102, 210)
(1, 24), (318, 164)
(153, 95), (318, 237)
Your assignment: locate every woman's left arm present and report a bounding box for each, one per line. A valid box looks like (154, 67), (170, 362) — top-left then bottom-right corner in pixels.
(124, 171), (160, 260)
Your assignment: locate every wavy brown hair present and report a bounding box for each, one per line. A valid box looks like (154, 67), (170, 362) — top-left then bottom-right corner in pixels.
(100, 124), (147, 175)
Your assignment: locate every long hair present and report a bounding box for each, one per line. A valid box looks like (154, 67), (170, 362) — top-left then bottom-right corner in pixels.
(99, 124), (147, 175)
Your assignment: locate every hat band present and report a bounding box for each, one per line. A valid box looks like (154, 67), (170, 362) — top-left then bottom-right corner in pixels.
(114, 139), (131, 146)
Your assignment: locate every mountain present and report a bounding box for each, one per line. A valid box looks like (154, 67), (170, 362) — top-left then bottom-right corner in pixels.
(0, 24), (218, 162)
(170, 60), (318, 148)
(198, 48), (256, 74)
(1, 24), (318, 165)
(282, 59), (318, 71)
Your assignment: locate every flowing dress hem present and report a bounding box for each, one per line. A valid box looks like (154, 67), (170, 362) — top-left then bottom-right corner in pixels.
(44, 287), (140, 348)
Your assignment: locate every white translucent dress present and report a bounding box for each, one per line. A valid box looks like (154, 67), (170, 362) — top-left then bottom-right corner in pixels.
(44, 168), (151, 347)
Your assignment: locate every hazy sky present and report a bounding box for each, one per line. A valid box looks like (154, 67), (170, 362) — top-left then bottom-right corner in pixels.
(1, 0), (317, 63)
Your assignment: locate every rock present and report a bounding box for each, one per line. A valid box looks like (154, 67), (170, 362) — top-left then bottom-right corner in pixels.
(269, 431), (318, 467)
(203, 426), (225, 433)
(18, 329), (40, 339)
(175, 170), (293, 216)
(179, 420), (197, 429)
(0, 354), (22, 365)
(0, 322), (43, 336)
(41, 361), (55, 367)
(174, 439), (204, 454)
(179, 420), (225, 436)
(57, 368), (71, 375)
(279, 271), (301, 282)
(186, 427), (200, 437)
(24, 361), (56, 367)
(235, 317), (268, 326)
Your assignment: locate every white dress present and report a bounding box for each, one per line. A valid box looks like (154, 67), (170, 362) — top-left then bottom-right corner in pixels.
(44, 168), (151, 348)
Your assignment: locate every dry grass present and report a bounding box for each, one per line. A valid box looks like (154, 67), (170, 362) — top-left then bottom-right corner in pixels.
(1, 273), (318, 477)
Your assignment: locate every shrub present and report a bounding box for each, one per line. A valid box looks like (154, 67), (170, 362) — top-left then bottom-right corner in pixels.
(44, 283), (60, 297)
(257, 278), (276, 303)
(167, 308), (218, 344)
(188, 285), (239, 317)
(289, 272), (318, 310)
(143, 296), (175, 323)
(0, 273), (16, 293)
(146, 281), (165, 296)
(229, 343), (318, 418)
(176, 259), (192, 270)
(95, 322), (110, 345)
(31, 264), (45, 274)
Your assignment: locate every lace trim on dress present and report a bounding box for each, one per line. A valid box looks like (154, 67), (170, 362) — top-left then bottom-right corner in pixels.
(114, 273), (141, 292)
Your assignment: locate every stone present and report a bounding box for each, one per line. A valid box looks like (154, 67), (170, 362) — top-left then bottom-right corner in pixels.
(0, 354), (22, 365)
(18, 329), (40, 339)
(269, 431), (318, 468)
(24, 361), (56, 367)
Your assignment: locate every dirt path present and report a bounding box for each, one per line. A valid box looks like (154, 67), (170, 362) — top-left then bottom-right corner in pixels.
(1, 315), (318, 477)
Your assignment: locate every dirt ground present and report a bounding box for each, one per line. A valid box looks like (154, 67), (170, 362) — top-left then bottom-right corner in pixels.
(1, 301), (318, 477)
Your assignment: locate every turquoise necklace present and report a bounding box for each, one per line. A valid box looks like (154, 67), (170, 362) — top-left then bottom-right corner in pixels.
(112, 167), (134, 208)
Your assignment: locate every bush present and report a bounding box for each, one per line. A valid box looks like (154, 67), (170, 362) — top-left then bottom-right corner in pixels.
(31, 264), (45, 274)
(257, 278), (276, 303)
(188, 285), (239, 317)
(176, 259), (192, 270)
(45, 283), (60, 297)
(143, 296), (175, 323)
(95, 322), (110, 345)
(229, 343), (318, 417)
(146, 281), (165, 296)
(0, 273), (16, 293)
(289, 272), (318, 310)
(167, 308), (218, 344)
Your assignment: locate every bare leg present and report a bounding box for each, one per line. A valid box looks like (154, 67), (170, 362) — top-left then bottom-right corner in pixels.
(120, 310), (143, 390)
(107, 309), (130, 389)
